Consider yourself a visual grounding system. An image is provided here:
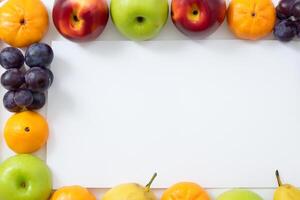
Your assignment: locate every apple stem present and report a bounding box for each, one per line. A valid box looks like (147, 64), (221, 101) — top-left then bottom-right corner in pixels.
(145, 173), (157, 192)
(276, 170), (283, 186)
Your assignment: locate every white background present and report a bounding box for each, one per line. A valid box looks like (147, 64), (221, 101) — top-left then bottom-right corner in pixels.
(48, 40), (300, 189)
(0, 0), (296, 199)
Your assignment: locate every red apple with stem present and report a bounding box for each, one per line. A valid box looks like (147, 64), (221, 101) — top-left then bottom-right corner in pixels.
(171, 0), (226, 37)
(52, 0), (109, 41)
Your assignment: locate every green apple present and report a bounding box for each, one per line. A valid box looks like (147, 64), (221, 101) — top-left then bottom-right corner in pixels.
(0, 154), (52, 200)
(111, 0), (169, 40)
(217, 189), (263, 200)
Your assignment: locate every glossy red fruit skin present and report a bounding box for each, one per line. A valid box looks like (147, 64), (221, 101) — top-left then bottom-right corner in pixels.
(171, 0), (226, 37)
(52, 0), (109, 41)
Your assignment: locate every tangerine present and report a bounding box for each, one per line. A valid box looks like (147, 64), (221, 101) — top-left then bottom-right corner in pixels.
(0, 0), (49, 47)
(162, 182), (210, 200)
(50, 186), (96, 200)
(227, 0), (276, 40)
(4, 111), (49, 153)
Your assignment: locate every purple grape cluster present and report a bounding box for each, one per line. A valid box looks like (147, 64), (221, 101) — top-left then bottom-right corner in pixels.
(0, 43), (54, 112)
(274, 0), (300, 41)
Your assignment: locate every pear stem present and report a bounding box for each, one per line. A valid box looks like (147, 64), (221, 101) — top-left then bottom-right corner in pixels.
(276, 170), (283, 186)
(145, 173), (157, 192)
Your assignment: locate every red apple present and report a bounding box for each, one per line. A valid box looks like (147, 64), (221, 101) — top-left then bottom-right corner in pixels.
(171, 0), (226, 37)
(52, 0), (109, 41)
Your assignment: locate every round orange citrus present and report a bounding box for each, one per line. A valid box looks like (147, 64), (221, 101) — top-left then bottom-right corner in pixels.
(162, 182), (210, 200)
(227, 0), (276, 40)
(4, 111), (49, 153)
(0, 0), (49, 47)
(50, 186), (96, 200)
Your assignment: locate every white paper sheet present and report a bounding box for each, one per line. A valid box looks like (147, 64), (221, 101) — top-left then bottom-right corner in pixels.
(47, 40), (300, 189)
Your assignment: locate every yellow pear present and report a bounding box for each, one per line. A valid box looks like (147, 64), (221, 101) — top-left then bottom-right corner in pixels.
(274, 170), (300, 200)
(102, 173), (157, 200)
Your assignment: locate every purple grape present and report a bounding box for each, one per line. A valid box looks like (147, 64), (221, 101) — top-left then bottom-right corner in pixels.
(14, 89), (33, 107)
(27, 91), (46, 110)
(277, 8), (289, 20)
(294, 20), (300, 37)
(274, 20), (297, 41)
(276, 0), (294, 19)
(291, 2), (300, 19)
(0, 47), (24, 69)
(25, 67), (51, 92)
(25, 43), (54, 68)
(45, 68), (54, 86)
(3, 91), (22, 112)
(1, 69), (24, 90)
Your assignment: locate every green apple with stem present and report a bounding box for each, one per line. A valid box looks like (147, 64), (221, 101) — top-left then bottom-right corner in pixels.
(0, 154), (52, 200)
(110, 0), (169, 40)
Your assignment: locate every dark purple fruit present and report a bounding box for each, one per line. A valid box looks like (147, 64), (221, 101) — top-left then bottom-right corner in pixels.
(25, 67), (51, 92)
(276, 0), (294, 20)
(14, 89), (33, 107)
(294, 20), (300, 37)
(25, 43), (54, 68)
(1, 69), (24, 90)
(3, 91), (22, 112)
(291, 2), (300, 19)
(0, 47), (24, 69)
(274, 20), (297, 41)
(27, 91), (46, 110)
(45, 68), (54, 86)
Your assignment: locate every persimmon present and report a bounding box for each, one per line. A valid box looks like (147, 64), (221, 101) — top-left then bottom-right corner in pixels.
(227, 0), (276, 40)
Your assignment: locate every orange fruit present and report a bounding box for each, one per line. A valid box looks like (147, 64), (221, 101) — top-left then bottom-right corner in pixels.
(4, 111), (49, 153)
(162, 182), (210, 200)
(0, 0), (49, 47)
(50, 186), (96, 200)
(227, 0), (276, 40)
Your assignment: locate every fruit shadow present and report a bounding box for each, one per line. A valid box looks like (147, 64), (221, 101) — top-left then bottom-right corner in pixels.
(284, 40), (300, 51)
(78, 41), (127, 58)
(46, 56), (75, 117)
(135, 38), (240, 59)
